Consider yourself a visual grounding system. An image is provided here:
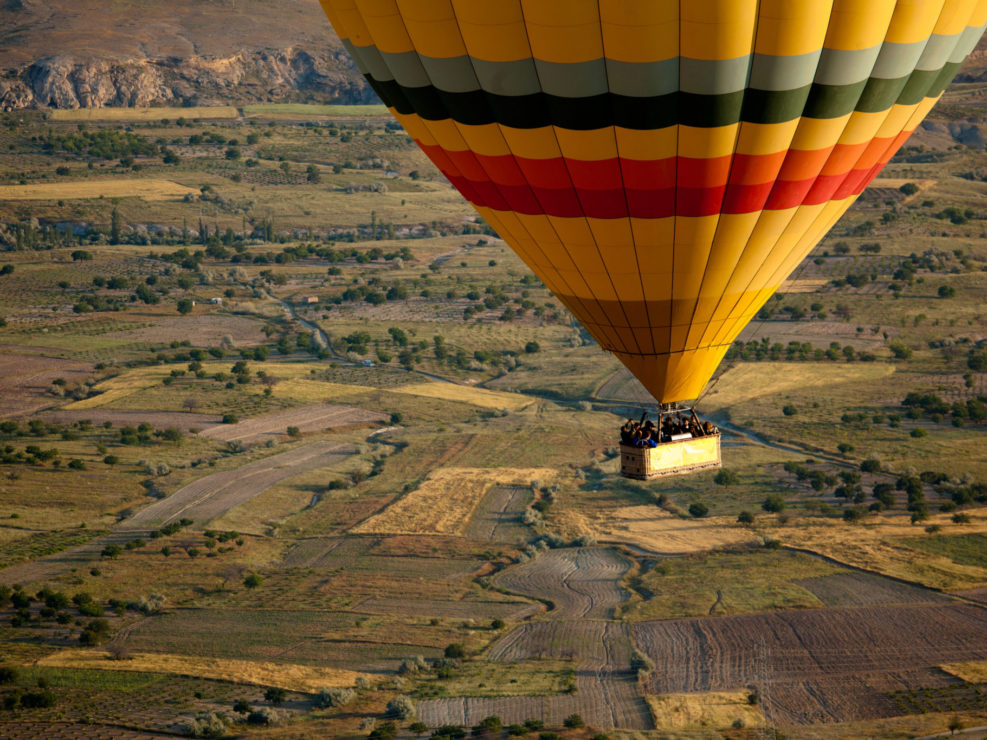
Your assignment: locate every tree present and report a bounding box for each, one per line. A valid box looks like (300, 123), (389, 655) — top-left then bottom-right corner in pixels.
(564, 714), (585, 729)
(244, 573), (263, 589)
(737, 511), (754, 525)
(110, 208), (122, 245)
(315, 687), (355, 709)
(182, 397), (199, 413)
(938, 284), (956, 298)
(949, 716), (964, 734)
(899, 182), (919, 195)
(782, 404), (797, 416)
(177, 298), (194, 315)
(286, 426), (301, 438)
(306, 164), (321, 183)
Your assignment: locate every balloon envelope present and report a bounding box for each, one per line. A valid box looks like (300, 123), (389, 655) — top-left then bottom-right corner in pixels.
(318, 0), (987, 402)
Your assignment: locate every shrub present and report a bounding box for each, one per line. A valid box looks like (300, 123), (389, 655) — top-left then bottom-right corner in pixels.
(243, 573), (263, 589)
(386, 695), (416, 719)
(444, 643), (466, 659)
(247, 707), (281, 726)
(688, 502), (709, 518)
(762, 494), (786, 513)
(315, 686), (355, 708)
(263, 687), (286, 705)
(910, 428), (928, 438)
(782, 404), (797, 416)
(737, 511), (754, 525)
(19, 690), (56, 708)
(714, 469), (739, 486)
(563, 714), (585, 728)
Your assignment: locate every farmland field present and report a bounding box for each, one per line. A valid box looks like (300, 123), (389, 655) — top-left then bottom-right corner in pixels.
(634, 604), (987, 725)
(0, 180), (199, 201)
(0, 38), (985, 738)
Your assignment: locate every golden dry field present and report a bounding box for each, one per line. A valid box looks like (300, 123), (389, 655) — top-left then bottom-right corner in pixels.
(351, 466), (555, 536)
(391, 381), (536, 412)
(49, 106), (239, 122)
(0, 179), (199, 201)
(646, 690), (763, 731)
(38, 650), (368, 692)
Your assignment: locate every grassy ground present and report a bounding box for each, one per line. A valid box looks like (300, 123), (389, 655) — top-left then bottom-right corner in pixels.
(0, 101), (984, 740)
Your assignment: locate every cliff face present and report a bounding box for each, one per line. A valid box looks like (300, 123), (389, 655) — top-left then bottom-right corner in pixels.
(0, 0), (376, 111)
(0, 49), (377, 111)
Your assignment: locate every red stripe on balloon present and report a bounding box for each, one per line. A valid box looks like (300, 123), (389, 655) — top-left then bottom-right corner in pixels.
(417, 129), (915, 219)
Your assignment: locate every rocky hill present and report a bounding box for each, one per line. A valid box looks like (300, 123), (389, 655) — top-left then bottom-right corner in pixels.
(0, 0), (377, 110)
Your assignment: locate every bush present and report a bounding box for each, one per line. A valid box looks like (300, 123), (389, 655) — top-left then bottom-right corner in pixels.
(860, 458), (881, 473)
(714, 469), (739, 486)
(246, 707), (281, 726)
(221, 413), (238, 424)
(263, 687), (286, 705)
(762, 494), (786, 513)
(315, 686), (355, 708)
(737, 511), (754, 525)
(782, 404), (797, 416)
(910, 428), (928, 438)
(19, 690), (56, 708)
(386, 695), (416, 719)
(563, 714), (585, 728)
(688, 502), (709, 518)
(243, 573), (263, 589)
(444, 643), (466, 659)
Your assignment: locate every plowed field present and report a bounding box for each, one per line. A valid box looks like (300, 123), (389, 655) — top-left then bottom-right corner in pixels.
(197, 403), (386, 444)
(493, 548), (631, 619)
(123, 441), (355, 529)
(463, 485), (532, 544)
(0, 349), (92, 416)
(355, 598), (540, 621)
(43, 409), (222, 432)
(795, 572), (955, 607)
(634, 604), (987, 725)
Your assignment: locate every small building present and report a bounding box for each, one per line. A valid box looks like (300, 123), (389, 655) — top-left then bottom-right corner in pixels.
(210, 297), (223, 305)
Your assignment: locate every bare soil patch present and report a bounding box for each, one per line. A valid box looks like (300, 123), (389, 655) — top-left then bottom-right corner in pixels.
(795, 571), (955, 607)
(463, 485), (532, 544)
(197, 403), (385, 445)
(42, 408), (222, 432)
(123, 441), (355, 529)
(105, 313), (268, 345)
(354, 598), (540, 621)
(634, 604), (987, 725)
(0, 348), (93, 416)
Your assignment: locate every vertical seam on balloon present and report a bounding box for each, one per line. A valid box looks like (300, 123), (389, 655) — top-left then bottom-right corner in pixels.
(743, 0), (970, 323)
(434, 2), (606, 334)
(517, 0), (641, 357)
(595, 0), (657, 357)
(702, 0), (901, 349)
(693, 1), (834, 351)
(679, 0), (763, 370)
(668, 0), (681, 365)
(383, 1), (606, 340)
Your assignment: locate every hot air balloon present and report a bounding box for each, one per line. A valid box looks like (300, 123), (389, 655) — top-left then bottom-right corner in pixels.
(316, 0), (986, 475)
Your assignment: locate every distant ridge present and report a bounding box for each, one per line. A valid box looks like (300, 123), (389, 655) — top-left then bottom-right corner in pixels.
(0, 0), (377, 111)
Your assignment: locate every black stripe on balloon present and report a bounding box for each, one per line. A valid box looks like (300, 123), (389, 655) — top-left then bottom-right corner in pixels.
(366, 65), (951, 131)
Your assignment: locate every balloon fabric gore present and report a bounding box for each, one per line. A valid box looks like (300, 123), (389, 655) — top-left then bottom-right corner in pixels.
(317, 0), (986, 402)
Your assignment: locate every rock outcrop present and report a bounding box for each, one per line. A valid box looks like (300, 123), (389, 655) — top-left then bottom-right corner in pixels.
(1, 48), (377, 111)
